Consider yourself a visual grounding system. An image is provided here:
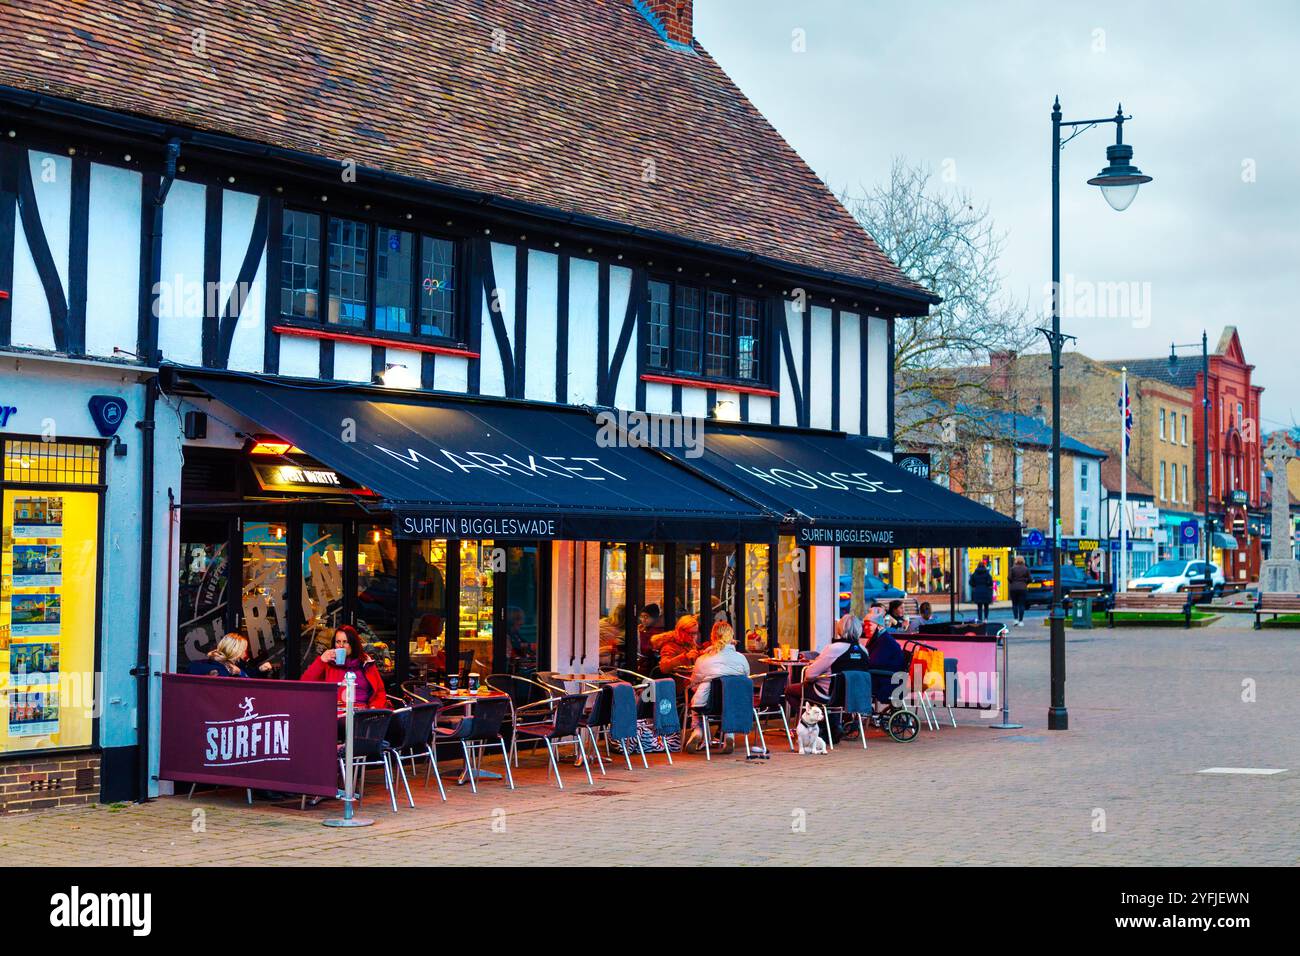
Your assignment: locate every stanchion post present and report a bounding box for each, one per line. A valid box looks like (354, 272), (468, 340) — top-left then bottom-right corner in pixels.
(324, 671), (374, 827)
(989, 625), (1023, 730)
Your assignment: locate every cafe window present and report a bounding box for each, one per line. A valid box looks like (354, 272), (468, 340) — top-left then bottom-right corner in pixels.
(1, 439), (103, 755)
(647, 279), (766, 384)
(356, 524), (399, 679)
(458, 540), (496, 678)
(708, 543), (736, 627)
(299, 524), (344, 671)
(776, 535), (804, 651)
(674, 545), (703, 625)
(599, 544), (628, 669)
(408, 539), (449, 682)
(280, 207), (461, 342)
(743, 542), (770, 651)
(241, 521), (289, 675)
(177, 518), (234, 671)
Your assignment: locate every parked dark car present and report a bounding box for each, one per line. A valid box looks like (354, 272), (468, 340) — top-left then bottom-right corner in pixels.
(1023, 564), (1114, 609)
(838, 572), (906, 616)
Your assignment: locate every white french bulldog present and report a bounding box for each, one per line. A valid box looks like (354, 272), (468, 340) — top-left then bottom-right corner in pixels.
(797, 702), (828, 754)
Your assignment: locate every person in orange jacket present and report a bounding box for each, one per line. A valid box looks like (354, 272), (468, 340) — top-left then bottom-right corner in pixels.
(651, 614), (701, 674)
(300, 624), (389, 710)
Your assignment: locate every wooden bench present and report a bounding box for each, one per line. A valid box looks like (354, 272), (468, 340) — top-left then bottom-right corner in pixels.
(1254, 593), (1300, 629)
(1179, 582), (1214, 605)
(1108, 592), (1192, 628)
(900, 598), (920, 616)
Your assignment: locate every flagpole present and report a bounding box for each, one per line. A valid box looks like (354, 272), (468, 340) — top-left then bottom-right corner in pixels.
(1120, 367), (1129, 592)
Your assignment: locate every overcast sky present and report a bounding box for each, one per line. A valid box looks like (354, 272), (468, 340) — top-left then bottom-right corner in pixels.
(695, 0), (1300, 431)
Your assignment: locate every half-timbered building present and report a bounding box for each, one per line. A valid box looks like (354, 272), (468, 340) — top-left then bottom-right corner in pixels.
(0, 0), (1016, 806)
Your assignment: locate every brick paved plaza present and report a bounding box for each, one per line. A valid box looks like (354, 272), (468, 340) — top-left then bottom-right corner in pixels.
(3, 617), (1296, 867)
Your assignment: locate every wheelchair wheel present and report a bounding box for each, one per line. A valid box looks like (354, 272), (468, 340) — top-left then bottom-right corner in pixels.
(887, 709), (920, 742)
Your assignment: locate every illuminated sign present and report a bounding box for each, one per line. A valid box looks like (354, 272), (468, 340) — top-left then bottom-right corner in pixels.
(250, 462), (365, 495)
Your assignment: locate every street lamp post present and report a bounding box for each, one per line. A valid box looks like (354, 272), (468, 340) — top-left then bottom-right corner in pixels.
(1170, 333), (1213, 594)
(1043, 99), (1152, 732)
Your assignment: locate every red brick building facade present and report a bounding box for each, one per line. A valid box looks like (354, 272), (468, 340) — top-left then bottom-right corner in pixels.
(1110, 327), (1264, 581)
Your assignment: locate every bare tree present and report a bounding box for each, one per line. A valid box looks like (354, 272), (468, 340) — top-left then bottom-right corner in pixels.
(841, 159), (1035, 446)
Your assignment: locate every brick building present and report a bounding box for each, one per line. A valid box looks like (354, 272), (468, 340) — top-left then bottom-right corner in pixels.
(1107, 327), (1265, 582)
(980, 351), (1196, 561)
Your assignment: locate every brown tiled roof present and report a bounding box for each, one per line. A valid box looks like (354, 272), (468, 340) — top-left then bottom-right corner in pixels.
(1100, 457), (1153, 498)
(0, 0), (929, 300)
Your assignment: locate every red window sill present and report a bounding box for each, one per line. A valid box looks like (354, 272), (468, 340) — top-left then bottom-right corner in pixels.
(272, 324), (478, 359)
(640, 373), (778, 398)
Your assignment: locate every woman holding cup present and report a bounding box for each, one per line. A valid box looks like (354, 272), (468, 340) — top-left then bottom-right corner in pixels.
(300, 624), (390, 710)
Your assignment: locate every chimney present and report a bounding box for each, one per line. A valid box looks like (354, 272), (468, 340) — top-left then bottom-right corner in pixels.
(989, 349), (1017, 392)
(640, 0), (693, 46)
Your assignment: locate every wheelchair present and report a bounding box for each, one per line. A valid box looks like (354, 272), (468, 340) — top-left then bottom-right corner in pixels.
(865, 664), (922, 742)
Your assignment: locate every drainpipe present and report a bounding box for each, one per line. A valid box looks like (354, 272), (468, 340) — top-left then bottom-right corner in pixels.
(128, 140), (177, 804)
(130, 376), (159, 802)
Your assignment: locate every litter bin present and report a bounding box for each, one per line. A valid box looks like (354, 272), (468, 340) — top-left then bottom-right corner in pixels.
(1070, 595), (1094, 629)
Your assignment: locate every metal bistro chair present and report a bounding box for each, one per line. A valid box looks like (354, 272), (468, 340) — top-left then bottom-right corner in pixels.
(752, 670), (795, 753)
(485, 673), (555, 767)
(577, 684), (614, 775)
(825, 671), (871, 751)
(388, 703), (446, 803)
(694, 676), (755, 761)
(616, 670), (679, 764)
(341, 708), (401, 813)
(434, 696), (516, 794)
(513, 694), (594, 789)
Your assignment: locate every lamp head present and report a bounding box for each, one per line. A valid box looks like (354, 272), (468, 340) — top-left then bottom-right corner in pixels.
(1088, 142), (1152, 211)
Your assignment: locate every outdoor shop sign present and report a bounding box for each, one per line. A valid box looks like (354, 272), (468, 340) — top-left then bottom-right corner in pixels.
(892, 452), (932, 480)
(159, 674), (338, 797)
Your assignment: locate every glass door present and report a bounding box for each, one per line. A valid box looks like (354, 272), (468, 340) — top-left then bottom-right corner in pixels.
(673, 545), (702, 626)
(457, 540), (496, 681)
(503, 545), (542, 684)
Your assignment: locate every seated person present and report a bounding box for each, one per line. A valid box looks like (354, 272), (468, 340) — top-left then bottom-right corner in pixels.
(413, 613), (447, 665)
(651, 614), (700, 675)
(300, 624), (390, 710)
(684, 622), (751, 753)
(598, 603), (626, 669)
(637, 603), (664, 672)
(905, 601), (935, 632)
(866, 620), (907, 712)
(884, 599), (908, 631)
(785, 614), (868, 716)
(190, 633), (250, 677)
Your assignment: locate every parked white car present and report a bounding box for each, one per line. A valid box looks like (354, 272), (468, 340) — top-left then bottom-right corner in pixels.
(1128, 560), (1225, 596)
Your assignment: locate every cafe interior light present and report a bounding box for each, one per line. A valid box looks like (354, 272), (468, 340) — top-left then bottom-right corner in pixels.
(710, 398), (740, 422)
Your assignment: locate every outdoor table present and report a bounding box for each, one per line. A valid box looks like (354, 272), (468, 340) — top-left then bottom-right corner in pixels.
(545, 672), (618, 693)
(759, 657), (812, 671)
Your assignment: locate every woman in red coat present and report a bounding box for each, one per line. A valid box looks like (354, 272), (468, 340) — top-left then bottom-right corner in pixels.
(300, 624), (389, 710)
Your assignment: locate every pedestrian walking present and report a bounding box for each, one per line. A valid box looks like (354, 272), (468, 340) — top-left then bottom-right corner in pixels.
(1008, 555), (1031, 626)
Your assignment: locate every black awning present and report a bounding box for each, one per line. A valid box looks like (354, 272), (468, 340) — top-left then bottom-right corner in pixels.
(668, 423), (1021, 549)
(182, 375), (772, 543)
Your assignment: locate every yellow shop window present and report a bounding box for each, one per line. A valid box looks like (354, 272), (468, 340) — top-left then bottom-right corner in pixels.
(1, 440), (101, 754)
(4, 441), (101, 485)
